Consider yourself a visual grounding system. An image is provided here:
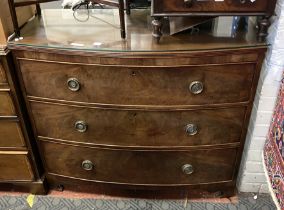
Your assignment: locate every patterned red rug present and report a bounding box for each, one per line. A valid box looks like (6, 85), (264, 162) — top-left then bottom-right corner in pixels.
(264, 75), (284, 210)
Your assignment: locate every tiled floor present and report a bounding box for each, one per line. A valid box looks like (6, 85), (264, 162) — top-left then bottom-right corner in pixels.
(0, 193), (277, 210)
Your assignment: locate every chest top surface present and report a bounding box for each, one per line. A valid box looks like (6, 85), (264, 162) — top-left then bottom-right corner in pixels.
(8, 9), (267, 53)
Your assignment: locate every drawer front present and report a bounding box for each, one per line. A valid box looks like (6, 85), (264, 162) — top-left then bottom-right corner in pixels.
(0, 152), (34, 181)
(0, 121), (26, 147)
(0, 62), (7, 84)
(20, 60), (255, 106)
(31, 102), (245, 147)
(156, 0), (269, 13)
(41, 141), (237, 185)
(0, 92), (16, 116)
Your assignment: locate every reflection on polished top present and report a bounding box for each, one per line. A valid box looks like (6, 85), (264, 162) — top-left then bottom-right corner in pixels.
(8, 9), (267, 52)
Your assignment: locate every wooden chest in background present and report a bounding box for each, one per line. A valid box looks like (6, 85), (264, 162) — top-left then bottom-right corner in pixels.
(0, 49), (46, 194)
(0, 0), (45, 193)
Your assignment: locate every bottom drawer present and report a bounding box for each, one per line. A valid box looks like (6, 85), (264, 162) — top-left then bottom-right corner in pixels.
(0, 152), (34, 181)
(40, 140), (237, 186)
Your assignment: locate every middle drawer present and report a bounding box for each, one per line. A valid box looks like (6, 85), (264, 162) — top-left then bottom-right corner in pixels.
(0, 61), (7, 84)
(31, 101), (246, 148)
(0, 91), (16, 116)
(0, 120), (26, 148)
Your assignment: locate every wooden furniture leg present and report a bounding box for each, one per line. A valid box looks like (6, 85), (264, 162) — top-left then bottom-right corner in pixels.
(152, 17), (163, 43)
(36, 3), (42, 16)
(257, 16), (270, 42)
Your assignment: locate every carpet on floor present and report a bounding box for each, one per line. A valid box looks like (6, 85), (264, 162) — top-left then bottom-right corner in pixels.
(0, 193), (277, 210)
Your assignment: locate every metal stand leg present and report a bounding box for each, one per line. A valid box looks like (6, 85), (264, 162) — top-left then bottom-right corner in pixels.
(118, 0), (126, 39)
(8, 0), (20, 37)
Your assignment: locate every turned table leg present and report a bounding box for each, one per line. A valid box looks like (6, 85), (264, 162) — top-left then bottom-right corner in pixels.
(257, 16), (270, 42)
(152, 17), (163, 44)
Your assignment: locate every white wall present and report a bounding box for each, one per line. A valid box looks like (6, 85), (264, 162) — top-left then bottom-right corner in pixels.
(237, 0), (284, 193)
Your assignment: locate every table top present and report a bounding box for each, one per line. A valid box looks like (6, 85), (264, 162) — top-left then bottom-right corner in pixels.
(8, 9), (267, 52)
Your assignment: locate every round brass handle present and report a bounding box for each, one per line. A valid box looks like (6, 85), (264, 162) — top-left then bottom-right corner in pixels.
(81, 160), (94, 171)
(75, 121), (88, 133)
(189, 81), (204, 95)
(185, 123), (198, 136)
(67, 78), (80, 92)
(182, 164), (194, 175)
(184, 0), (194, 7)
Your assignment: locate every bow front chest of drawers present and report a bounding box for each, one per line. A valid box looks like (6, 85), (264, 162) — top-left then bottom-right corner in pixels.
(8, 9), (268, 197)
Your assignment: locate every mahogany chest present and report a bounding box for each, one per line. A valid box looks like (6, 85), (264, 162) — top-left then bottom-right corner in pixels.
(8, 9), (267, 197)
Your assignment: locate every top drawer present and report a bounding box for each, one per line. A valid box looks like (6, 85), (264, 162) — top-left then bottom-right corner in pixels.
(153, 0), (270, 14)
(19, 60), (255, 106)
(0, 61), (7, 84)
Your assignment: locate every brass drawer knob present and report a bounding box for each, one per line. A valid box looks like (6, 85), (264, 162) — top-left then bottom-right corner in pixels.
(81, 160), (94, 171)
(184, 0), (194, 7)
(185, 123), (198, 135)
(182, 164), (194, 175)
(189, 81), (203, 95)
(67, 78), (80, 92)
(75, 121), (88, 133)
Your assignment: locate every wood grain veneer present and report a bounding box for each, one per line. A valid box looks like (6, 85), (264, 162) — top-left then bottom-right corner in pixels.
(19, 60), (256, 106)
(39, 140), (237, 186)
(0, 151), (34, 181)
(0, 120), (26, 148)
(0, 62), (7, 84)
(0, 91), (16, 116)
(31, 101), (245, 148)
